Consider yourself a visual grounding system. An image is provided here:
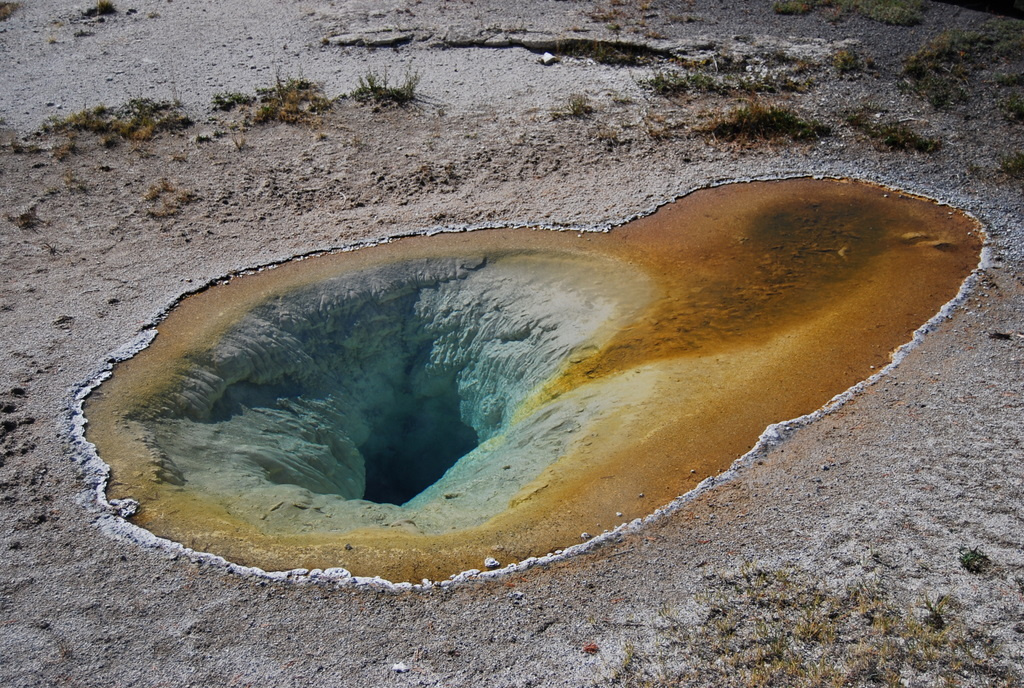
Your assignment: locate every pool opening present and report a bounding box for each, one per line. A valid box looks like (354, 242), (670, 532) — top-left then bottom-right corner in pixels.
(358, 379), (480, 506)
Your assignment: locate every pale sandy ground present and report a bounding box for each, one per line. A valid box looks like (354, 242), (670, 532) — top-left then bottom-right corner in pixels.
(1, 1), (1023, 686)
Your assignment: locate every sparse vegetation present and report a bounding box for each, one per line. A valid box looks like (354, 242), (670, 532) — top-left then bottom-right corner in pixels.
(0, 2), (21, 21)
(212, 92), (254, 112)
(905, 21), (1024, 108)
(44, 99), (191, 142)
(143, 178), (196, 218)
(610, 564), (1018, 687)
(644, 71), (730, 96)
(1000, 151), (1024, 178)
(51, 134), (78, 160)
(350, 71), (419, 107)
(847, 110), (941, 152)
(551, 93), (594, 119)
(643, 69), (810, 97)
(773, 1), (813, 15)
(84, 0), (116, 17)
(832, 48), (860, 72)
(959, 546), (993, 573)
(6, 206), (40, 229)
(254, 78), (333, 124)
(1000, 94), (1024, 122)
(704, 100), (829, 142)
(555, 39), (665, 66)
(773, 0), (923, 26)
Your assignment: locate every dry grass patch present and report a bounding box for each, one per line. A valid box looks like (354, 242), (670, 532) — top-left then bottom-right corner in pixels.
(44, 99), (191, 143)
(143, 178), (196, 218)
(255, 78), (333, 124)
(0, 2), (21, 21)
(610, 564), (1019, 687)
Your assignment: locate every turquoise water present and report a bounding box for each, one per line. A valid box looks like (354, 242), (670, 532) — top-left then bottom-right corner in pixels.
(134, 251), (651, 533)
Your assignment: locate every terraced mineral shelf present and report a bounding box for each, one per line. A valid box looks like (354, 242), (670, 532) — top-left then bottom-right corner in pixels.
(83, 178), (982, 582)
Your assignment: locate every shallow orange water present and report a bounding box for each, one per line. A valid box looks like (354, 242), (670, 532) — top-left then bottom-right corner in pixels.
(85, 178), (982, 581)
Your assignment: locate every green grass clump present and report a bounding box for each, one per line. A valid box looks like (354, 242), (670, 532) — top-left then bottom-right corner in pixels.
(958, 546), (993, 573)
(832, 48), (860, 72)
(551, 93), (594, 119)
(0, 2), (21, 21)
(644, 71), (729, 96)
(847, 110), (940, 152)
(1001, 152), (1024, 178)
(45, 99), (191, 142)
(705, 100), (829, 142)
(212, 92), (254, 112)
(255, 78), (333, 123)
(773, 0), (922, 26)
(1000, 94), (1024, 122)
(350, 71), (419, 106)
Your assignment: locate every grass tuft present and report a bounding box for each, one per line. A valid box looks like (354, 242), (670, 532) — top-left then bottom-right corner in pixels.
(773, 1), (814, 15)
(350, 71), (419, 106)
(143, 178), (196, 217)
(212, 92), (254, 112)
(1001, 151), (1024, 178)
(255, 78), (333, 124)
(1000, 94), (1024, 122)
(847, 110), (940, 152)
(704, 100), (829, 142)
(832, 48), (860, 72)
(0, 2), (21, 21)
(551, 93), (594, 119)
(959, 546), (992, 573)
(84, 0), (116, 17)
(6, 206), (40, 229)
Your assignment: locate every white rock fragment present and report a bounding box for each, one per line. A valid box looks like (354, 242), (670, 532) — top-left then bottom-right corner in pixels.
(540, 52), (558, 65)
(109, 498), (139, 518)
(392, 662), (409, 674)
(484, 557), (500, 569)
(580, 532), (591, 540)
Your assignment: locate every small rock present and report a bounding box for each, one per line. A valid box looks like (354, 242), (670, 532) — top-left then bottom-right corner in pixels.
(392, 662), (409, 673)
(540, 52), (558, 65)
(110, 498), (139, 518)
(484, 557), (500, 569)
(580, 532), (591, 541)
